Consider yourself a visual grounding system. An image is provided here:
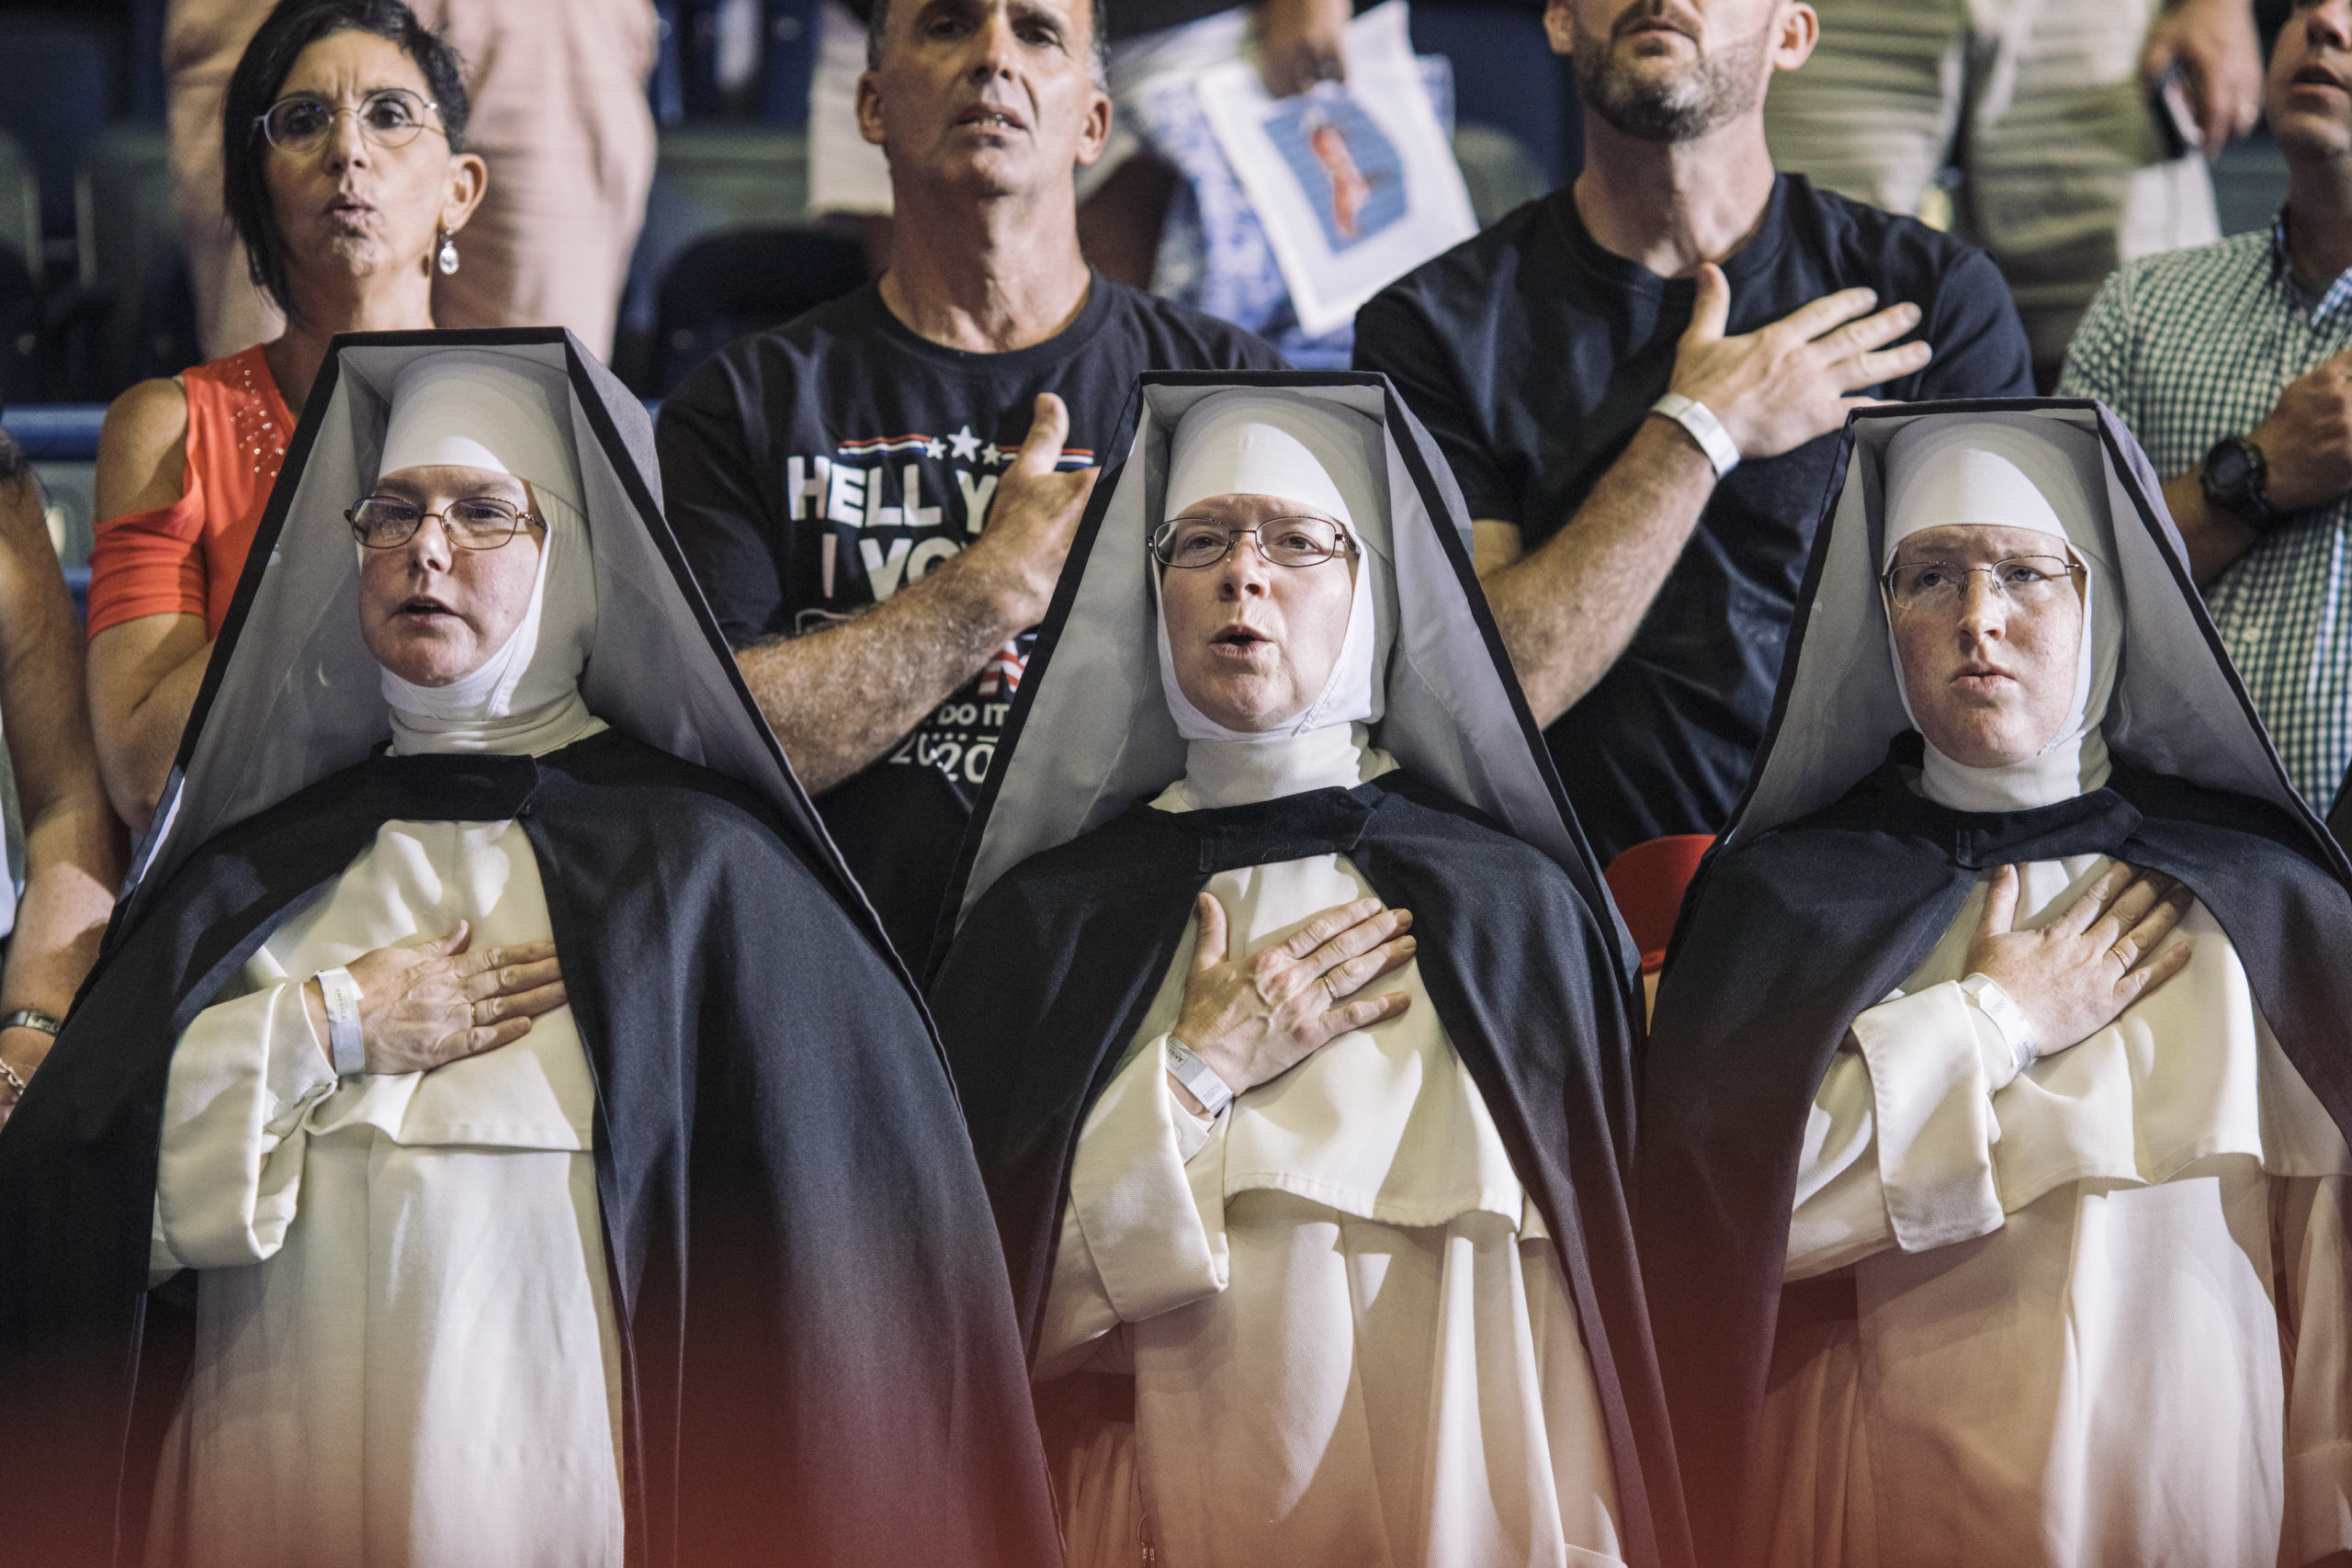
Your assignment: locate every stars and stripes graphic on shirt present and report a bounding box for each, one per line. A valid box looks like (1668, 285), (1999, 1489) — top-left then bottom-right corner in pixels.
(838, 430), (1091, 470)
(976, 640), (1027, 699)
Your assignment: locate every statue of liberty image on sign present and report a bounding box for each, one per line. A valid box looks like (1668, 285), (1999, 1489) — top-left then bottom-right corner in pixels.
(1264, 95), (1408, 251)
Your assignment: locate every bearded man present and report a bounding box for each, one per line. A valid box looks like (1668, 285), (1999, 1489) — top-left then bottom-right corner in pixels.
(1352, 0), (2033, 868)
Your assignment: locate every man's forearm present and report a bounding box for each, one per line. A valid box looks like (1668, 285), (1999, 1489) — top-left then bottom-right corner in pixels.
(3, 792), (122, 1020)
(1480, 419), (1718, 725)
(2158, 472), (2261, 588)
(738, 547), (1029, 794)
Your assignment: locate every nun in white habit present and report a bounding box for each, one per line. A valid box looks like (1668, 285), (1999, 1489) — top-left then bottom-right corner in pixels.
(0, 334), (1059, 1568)
(1638, 406), (2352, 1568)
(141, 351), (619, 1568)
(931, 379), (1690, 1568)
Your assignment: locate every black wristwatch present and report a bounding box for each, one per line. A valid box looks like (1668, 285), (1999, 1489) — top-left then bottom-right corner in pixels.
(2200, 434), (2282, 531)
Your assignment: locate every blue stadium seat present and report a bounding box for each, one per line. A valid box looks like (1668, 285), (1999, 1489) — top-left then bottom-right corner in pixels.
(650, 224), (865, 394)
(0, 16), (118, 260)
(616, 127), (810, 389)
(79, 121), (200, 397)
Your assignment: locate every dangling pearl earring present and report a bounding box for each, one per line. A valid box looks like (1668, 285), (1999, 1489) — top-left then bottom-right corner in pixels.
(436, 230), (460, 276)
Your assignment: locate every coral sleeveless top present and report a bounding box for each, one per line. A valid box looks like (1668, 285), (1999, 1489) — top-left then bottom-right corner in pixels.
(86, 345), (293, 639)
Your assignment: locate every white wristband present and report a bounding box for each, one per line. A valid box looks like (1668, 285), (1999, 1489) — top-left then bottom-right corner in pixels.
(317, 966), (366, 1078)
(1959, 972), (2037, 1072)
(1652, 391), (1741, 479)
(1164, 1035), (1235, 1117)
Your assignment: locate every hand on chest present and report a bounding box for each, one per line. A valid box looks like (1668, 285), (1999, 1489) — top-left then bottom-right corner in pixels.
(265, 819), (594, 1149)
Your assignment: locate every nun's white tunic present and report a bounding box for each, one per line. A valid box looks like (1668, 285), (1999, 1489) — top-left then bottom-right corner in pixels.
(144, 809), (625, 1568)
(1763, 850), (2352, 1568)
(1033, 738), (1626, 1568)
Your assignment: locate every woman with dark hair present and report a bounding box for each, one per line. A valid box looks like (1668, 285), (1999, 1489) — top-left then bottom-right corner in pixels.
(88, 0), (484, 835)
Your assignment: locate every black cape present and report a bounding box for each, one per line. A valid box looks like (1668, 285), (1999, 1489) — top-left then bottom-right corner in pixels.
(932, 770), (1688, 1568)
(1634, 399), (2352, 1562)
(0, 736), (1059, 1568)
(1638, 736), (2352, 1562)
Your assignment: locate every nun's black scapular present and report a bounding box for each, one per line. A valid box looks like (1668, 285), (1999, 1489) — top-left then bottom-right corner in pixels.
(927, 372), (1690, 1568)
(0, 331), (1059, 1568)
(1637, 400), (2352, 1565)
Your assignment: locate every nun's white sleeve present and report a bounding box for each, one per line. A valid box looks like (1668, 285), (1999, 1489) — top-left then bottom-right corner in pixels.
(148, 976), (340, 1281)
(1035, 1034), (1228, 1377)
(2278, 1176), (2352, 1565)
(1786, 983), (2020, 1279)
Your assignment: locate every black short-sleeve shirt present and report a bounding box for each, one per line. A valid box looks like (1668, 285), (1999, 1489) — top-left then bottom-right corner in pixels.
(656, 275), (1282, 963)
(1353, 175), (2033, 863)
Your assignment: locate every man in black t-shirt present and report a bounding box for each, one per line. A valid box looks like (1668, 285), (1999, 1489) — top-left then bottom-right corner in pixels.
(658, 0), (1280, 964)
(1354, 0), (2033, 866)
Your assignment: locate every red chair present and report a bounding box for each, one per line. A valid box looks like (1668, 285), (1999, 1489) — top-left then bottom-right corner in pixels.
(1604, 835), (1715, 976)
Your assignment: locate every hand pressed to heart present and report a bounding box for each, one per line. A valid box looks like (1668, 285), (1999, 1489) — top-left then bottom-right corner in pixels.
(1167, 892), (1415, 1114)
(302, 919), (567, 1077)
(1962, 861), (2195, 1057)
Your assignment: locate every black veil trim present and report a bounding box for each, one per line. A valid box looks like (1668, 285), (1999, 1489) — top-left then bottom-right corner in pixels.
(115, 328), (924, 1020)
(926, 368), (1634, 989)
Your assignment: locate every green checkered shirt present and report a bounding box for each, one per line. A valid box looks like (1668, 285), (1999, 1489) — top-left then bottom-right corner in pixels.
(2059, 222), (2352, 814)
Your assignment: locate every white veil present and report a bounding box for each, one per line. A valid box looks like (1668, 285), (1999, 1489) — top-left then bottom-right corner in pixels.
(1720, 400), (2340, 873)
(124, 330), (887, 960)
(939, 372), (1634, 982)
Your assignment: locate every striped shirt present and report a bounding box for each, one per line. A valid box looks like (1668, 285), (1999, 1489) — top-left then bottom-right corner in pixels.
(2059, 221), (2352, 814)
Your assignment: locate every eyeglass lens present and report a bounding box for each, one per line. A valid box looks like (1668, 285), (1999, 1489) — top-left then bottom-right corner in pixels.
(1154, 516), (1347, 569)
(1886, 556), (2076, 611)
(262, 90), (435, 151)
(349, 498), (527, 550)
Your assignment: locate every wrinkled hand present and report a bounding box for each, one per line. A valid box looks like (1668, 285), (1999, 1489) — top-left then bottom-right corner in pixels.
(1964, 862), (2195, 1056)
(970, 393), (1101, 628)
(1666, 265), (1933, 461)
(2142, 0), (2262, 159)
(1258, 0), (1350, 96)
(309, 920), (568, 1077)
(2249, 353), (2352, 513)
(1170, 892), (1414, 1111)
(0, 1024), (55, 1132)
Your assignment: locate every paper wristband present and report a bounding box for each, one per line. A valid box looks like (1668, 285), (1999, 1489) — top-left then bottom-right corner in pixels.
(1651, 392), (1741, 479)
(1959, 971), (2038, 1072)
(317, 965), (366, 1078)
(1165, 1035), (1236, 1117)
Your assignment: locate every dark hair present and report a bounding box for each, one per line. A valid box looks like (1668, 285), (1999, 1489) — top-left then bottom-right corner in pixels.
(222, 0), (470, 319)
(865, 0), (1109, 90)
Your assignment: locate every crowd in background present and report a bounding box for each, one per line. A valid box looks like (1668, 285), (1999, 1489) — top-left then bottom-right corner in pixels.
(0, 0), (2334, 1136)
(0, 0), (2346, 1560)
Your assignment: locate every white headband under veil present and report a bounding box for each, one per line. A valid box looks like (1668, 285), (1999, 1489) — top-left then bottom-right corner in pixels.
(1151, 390), (1392, 741)
(1881, 412), (2123, 811)
(370, 350), (600, 749)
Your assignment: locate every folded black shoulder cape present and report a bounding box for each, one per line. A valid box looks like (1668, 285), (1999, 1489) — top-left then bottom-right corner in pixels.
(0, 728), (1060, 1568)
(1636, 734), (2352, 1564)
(930, 768), (1690, 1568)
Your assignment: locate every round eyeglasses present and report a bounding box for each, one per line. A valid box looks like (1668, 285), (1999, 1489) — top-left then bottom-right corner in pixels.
(348, 496), (537, 551)
(256, 89), (445, 152)
(1881, 554), (2083, 614)
(1149, 515), (1354, 570)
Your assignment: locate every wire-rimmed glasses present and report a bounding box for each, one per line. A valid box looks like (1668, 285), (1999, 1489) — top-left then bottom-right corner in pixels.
(256, 89), (445, 152)
(1881, 554), (2084, 614)
(347, 495), (537, 551)
(1149, 514), (1354, 570)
